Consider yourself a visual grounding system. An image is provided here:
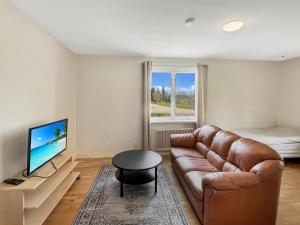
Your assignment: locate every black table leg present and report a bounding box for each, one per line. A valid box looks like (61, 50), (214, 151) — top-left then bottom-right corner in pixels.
(155, 166), (158, 193)
(120, 169), (124, 197)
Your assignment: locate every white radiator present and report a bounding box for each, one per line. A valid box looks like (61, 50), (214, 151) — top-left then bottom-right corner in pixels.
(155, 128), (194, 153)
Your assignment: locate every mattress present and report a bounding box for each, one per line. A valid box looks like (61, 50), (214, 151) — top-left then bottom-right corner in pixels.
(233, 126), (300, 158)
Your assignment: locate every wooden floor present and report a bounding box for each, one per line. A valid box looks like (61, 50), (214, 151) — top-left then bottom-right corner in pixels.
(43, 157), (300, 225)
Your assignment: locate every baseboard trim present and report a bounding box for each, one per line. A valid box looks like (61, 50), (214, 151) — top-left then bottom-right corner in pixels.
(76, 154), (114, 159)
(76, 151), (168, 159)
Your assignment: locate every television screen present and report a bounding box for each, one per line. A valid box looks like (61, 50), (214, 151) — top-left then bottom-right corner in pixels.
(27, 119), (68, 175)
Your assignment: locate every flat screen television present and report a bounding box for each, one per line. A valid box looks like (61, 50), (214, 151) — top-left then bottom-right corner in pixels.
(27, 119), (68, 176)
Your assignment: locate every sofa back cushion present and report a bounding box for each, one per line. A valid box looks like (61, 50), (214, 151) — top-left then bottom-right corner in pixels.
(195, 142), (211, 157)
(210, 131), (240, 160)
(206, 151), (224, 171)
(227, 138), (283, 172)
(206, 131), (241, 170)
(196, 125), (221, 148)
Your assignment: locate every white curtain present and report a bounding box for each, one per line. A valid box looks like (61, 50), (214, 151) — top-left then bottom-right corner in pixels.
(143, 61), (152, 149)
(196, 64), (208, 128)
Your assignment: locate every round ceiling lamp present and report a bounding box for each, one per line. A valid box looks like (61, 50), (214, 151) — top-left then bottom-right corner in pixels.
(222, 20), (244, 32)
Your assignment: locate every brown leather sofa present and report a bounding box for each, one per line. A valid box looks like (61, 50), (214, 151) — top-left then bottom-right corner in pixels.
(170, 125), (284, 225)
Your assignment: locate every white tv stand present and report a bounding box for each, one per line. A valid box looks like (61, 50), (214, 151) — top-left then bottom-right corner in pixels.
(0, 149), (79, 225)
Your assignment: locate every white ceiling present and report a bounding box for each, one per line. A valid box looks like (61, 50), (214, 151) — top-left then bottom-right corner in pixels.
(10, 0), (300, 60)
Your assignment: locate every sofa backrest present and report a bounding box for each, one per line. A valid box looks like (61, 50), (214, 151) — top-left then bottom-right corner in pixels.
(193, 125), (283, 175)
(194, 125), (221, 157)
(195, 125), (221, 146)
(226, 138), (283, 173)
(207, 131), (240, 171)
(210, 131), (241, 160)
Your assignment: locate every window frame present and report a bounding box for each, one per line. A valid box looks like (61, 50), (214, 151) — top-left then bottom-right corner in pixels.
(150, 67), (198, 123)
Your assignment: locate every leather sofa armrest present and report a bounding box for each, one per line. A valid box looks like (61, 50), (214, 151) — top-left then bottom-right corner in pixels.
(202, 172), (261, 191)
(202, 171), (281, 225)
(170, 133), (196, 148)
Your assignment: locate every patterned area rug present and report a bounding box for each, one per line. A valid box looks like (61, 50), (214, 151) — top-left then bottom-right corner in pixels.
(72, 165), (190, 225)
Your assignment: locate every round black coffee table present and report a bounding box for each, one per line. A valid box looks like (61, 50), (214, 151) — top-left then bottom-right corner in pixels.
(112, 150), (162, 197)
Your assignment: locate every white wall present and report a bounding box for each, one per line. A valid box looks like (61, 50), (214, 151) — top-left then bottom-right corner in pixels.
(77, 55), (145, 157)
(278, 57), (300, 129)
(0, 0), (77, 181)
(76, 55), (282, 156)
(205, 59), (282, 129)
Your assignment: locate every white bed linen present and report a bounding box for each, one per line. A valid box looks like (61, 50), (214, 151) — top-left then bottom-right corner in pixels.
(233, 126), (300, 158)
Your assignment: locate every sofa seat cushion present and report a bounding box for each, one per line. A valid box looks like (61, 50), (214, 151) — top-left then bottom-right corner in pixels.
(171, 147), (204, 160)
(175, 157), (219, 174)
(184, 171), (210, 200)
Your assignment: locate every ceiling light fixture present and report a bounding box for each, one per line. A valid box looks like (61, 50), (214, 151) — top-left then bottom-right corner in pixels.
(222, 20), (244, 32)
(185, 17), (195, 28)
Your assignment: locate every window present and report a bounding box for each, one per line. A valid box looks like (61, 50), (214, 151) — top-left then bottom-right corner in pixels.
(151, 72), (172, 118)
(151, 68), (196, 122)
(175, 73), (195, 118)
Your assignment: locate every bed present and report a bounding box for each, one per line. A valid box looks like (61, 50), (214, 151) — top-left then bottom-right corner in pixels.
(233, 126), (300, 158)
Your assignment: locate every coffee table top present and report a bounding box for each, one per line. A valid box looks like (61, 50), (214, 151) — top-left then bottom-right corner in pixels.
(112, 150), (162, 171)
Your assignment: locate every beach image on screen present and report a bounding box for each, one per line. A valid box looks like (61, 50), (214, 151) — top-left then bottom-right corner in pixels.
(29, 120), (67, 173)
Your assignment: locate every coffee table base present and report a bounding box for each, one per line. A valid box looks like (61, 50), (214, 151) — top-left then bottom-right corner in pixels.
(115, 167), (158, 197)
